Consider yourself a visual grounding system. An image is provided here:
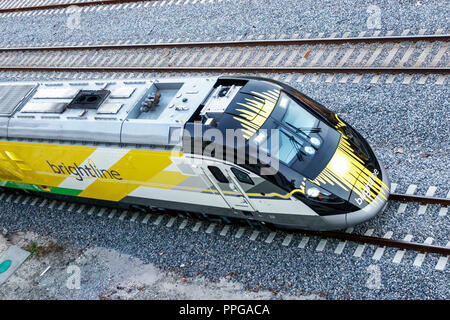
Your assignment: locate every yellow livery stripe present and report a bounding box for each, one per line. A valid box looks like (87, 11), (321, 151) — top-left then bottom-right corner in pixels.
(78, 150), (188, 201)
(0, 141), (96, 188)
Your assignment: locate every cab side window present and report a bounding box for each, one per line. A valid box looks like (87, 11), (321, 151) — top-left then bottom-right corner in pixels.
(208, 166), (229, 183)
(231, 168), (254, 185)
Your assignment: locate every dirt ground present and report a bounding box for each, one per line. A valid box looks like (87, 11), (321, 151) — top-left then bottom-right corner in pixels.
(0, 229), (320, 300)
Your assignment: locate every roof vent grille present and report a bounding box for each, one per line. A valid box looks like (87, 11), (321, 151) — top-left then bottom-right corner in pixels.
(67, 90), (110, 109)
(0, 84), (37, 116)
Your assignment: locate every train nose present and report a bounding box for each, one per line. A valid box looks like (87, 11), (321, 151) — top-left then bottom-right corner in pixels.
(345, 159), (390, 227)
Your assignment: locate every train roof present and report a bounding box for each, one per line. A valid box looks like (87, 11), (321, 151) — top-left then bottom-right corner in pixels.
(0, 77), (217, 148)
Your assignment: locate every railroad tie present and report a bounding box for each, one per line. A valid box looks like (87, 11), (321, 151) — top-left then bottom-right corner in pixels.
(353, 229), (374, 257)
(178, 219), (188, 229)
(397, 184), (417, 214)
(435, 241), (450, 271)
(334, 227), (354, 254)
(264, 231), (276, 244)
(392, 234), (414, 264)
(417, 186), (437, 214)
(13, 195), (22, 204)
(315, 239), (327, 252)
(438, 190), (450, 217)
(192, 221), (202, 232)
(130, 211), (140, 222)
(108, 209), (117, 219)
(166, 217), (176, 228)
(249, 230), (260, 241)
(282, 234), (293, 246)
(298, 236), (310, 249)
(372, 231), (394, 260)
(219, 225), (230, 236)
(235, 227), (245, 239)
(142, 213), (152, 224)
(413, 237), (434, 267)
(205, 223), (216, 234)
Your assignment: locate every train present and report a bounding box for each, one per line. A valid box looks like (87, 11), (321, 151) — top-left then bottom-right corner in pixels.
(0, 75), (390, 231)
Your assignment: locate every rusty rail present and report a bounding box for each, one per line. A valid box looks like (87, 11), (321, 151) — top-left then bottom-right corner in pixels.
(299, 229), (450, 256)
(1, 35), (449, 52)
(389, 193), (450, 206)
(0, 0), (150, 13)
(0, 66), (447, 75)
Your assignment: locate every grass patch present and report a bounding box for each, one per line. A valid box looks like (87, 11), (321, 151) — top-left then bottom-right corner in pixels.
(24, 242), (47, 258)
(24, 241), (64, 258)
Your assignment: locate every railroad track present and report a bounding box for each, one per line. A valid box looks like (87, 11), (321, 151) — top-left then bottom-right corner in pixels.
(0, 184), (448, 268)
(0, 33), (448, 83)
(0, 0), (149, 13)
(302, 190), (450, 256)
(389, 193), (450, 206)
(0, 19), (447, 263)
(3, 34), (449, 50)
(0, 0), (220, 16)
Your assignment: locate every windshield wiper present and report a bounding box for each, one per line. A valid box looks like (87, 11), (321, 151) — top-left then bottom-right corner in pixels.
(284, 121), (322, 151)
(285, 121), (321, 136)
(271, 118), (310, 146)
(270, 118), (316, 161)
(301, 126), (321, 133)
(288, 135), (304, 161)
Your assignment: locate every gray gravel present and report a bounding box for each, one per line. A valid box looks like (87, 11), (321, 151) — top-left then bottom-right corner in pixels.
(0, 198), (448, 299)
(0, 0), (448, 47)
(0, 230), (320, 299)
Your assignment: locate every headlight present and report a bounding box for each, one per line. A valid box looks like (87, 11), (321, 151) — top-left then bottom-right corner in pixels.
(305, 184), (346, 204)
(310, 137), (321, 146)
(330, 154), (350, 175)
(307, 187), (320, 198)
(304, 146), (315, 155)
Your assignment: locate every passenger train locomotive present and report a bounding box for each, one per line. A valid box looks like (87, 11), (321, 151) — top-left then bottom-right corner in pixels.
(0, 76), (390, 231)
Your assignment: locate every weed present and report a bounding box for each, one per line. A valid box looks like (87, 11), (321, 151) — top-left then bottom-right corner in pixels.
(24, 241), (64, 258)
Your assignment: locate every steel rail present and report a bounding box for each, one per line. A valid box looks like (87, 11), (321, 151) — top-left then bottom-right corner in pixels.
(0, 0), (150, 13)
(0, 66), (447, 75)
(389, 193), (450, 206)
(299, 229), (450, 256)
(1, 34), (449, 52)
(296, 193), (450, 256)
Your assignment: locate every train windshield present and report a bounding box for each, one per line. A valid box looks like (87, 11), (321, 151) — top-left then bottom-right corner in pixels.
(278, 92), (322, 162)
(256, 92), (321, 163)
(278, 92), (319, 132)
(254, 91), (340, 179)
